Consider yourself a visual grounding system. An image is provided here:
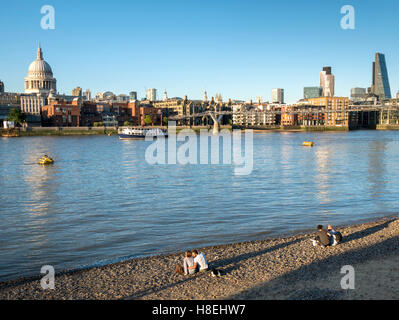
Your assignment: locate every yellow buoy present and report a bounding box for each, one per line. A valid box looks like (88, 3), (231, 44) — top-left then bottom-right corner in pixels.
(302, 141), (314, 147)
(38, 155), (54, 165)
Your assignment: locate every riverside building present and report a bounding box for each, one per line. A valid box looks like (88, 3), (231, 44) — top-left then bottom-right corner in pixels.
(232, 104), (276, 127)
(41, 99), (81, 127)
(153, 96), (204, 125)
(307, 97), (350, 127)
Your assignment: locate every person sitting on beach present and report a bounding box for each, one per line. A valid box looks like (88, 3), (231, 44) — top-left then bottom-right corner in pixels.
(311, 225), (331, 247)
(327, 225), (342, 246)
(183, 251), (195, 275)
(190, 250), (209, 272)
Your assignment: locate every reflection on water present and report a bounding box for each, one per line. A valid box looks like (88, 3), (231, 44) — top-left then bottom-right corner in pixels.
(367, 140), (387, 198)
(1, 131), (399, 281)
(314, 146), (332, 206)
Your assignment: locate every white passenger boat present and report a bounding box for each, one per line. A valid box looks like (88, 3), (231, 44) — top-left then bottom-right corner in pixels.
(118, 127), (168, 139)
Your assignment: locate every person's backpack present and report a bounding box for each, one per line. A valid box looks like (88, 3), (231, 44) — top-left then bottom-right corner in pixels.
(175, 264), (184, 274)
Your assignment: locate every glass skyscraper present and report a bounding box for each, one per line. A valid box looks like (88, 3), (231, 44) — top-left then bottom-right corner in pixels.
(304, 87), (322, 99)
(372, 53), (391, 100)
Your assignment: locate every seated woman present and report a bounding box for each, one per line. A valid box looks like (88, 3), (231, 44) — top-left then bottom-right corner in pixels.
(183, 251), (195, 275)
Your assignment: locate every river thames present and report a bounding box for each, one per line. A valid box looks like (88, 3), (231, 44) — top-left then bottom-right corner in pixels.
(1, 130), (399, 281)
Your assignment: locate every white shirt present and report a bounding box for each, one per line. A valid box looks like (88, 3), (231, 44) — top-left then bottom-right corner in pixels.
(194, 252), (208, 270)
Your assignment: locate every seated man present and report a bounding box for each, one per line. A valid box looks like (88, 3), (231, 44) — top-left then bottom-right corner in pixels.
(311, 225), (331, 247)
(190, 250), (209, 272)
(327, 224), (342, 246)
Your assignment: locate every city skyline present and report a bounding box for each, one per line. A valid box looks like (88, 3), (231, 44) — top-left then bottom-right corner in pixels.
(1, 0), (399, 103)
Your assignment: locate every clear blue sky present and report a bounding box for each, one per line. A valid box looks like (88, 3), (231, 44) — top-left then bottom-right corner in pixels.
(1, 0), (398, 103)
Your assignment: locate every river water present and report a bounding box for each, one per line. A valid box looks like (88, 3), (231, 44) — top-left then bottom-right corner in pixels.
(1, 130), (399, 281)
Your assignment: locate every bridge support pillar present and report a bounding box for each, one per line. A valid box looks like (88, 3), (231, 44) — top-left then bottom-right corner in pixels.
(212, 121), (219, 134)
(209, 112), (223, 134)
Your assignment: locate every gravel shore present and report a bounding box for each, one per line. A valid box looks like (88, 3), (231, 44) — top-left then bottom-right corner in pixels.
(1, 217), (398, 300)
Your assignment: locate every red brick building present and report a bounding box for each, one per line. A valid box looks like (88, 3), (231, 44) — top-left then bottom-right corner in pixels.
(41, 99), (163, 127)
(41, 100), (81, 127)
(139, 106), (163, 126)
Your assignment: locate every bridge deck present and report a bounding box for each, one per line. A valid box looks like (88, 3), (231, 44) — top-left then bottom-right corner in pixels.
(169, 105), (399, 120)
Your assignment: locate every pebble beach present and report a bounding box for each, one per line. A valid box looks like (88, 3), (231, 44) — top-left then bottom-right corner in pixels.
(1, 217), (398, 300)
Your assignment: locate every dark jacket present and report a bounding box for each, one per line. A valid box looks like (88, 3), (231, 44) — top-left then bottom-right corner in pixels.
(316, 229), (330, 246)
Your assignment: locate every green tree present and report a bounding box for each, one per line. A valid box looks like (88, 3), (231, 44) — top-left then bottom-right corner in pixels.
(124, 121), (133, 126)
(144, 115), (153, 126)
(93, 122), (104, 127)
(8, 108), (25, 126)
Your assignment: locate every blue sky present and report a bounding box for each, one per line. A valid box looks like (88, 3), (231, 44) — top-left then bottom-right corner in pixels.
(0, 0), (398, 103)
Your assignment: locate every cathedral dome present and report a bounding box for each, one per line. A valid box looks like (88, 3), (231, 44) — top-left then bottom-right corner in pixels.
(24, 43), (57, 94)
(27, 43), (53, 76)
(28, 59), (53, 75)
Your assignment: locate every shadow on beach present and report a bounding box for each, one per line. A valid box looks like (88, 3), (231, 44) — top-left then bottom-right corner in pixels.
(130, 219), (397, 300)
(226, 225), (399, 299)
(341, 219), (392, 243)
(127, 238), (302, 299)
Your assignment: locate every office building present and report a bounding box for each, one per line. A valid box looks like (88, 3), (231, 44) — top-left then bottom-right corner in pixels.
(271, 88), (284, 104)
(0, 92), (20, 106)
(304, 87), (322, 99)
(84, 89), (91, 101)
(371, 53), (391, 100)
(146, 88), (157, 101)
(320, 66), (335, 97)
(350, 88), (366, 101)
(129, 91), (137, 100)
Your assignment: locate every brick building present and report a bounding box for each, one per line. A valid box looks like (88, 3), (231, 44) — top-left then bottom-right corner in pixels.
(80, 101), (102, 126)
(41, 100), (80, 127)
(307, 97), (350, 126)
